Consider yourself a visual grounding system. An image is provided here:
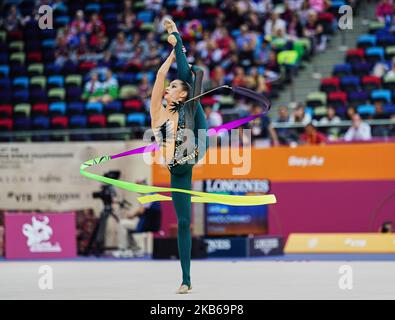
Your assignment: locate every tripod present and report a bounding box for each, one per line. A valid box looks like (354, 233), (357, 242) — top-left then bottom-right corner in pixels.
(84, 204), (119, 256)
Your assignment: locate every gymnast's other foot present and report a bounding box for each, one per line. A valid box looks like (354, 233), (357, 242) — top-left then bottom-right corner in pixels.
(176, 284), (192, 294)
(163, 18), (179, 34)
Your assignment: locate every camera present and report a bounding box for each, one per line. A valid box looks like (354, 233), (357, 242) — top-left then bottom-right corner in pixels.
(92, 171), (120, 206)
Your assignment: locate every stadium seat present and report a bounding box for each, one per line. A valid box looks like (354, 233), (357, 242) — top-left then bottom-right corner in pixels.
(348, 91), (369, 108)
(48, 88), (66, 101)
(30, 76), (46, 89)
(306, 92), (327, 108)
(86, 102), (104, 114)
(32, 116), (50, 130)
(13, 77), (29, 89)
(320, 77), (340, 93)
(126, 113), (146, 126)
(28, 63), (44, 76)
(371, 89), (391, 104)
(361, 76), (381, 92)
(32, 103), (49, 116)
(68, 102), (85, 115)
(365, 47), (385, 64)
(0, 104), (12, 118)
(47, 75), (64, 89)
(104, 100), (122, 114)
(0, 65), (10, 78)
(123, 99), (144, 112)
(340, 76), (360, 92)
(107, 114), (126, 127)
(0, 119), (13, 131)
(385, 46), (395, 60)
(333, 63), (352, 77)
(65, 74), (82, 87)
(345, 49), (364, 64)
(383, 74), (395, 91)
(357, 104), (375, 116)
(49, 102), (66, 115)
(328, 91), (347, 107)
(357, 34), (376, 49)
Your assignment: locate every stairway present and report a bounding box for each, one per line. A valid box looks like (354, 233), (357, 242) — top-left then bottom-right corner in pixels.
(269, 0), (377, 118)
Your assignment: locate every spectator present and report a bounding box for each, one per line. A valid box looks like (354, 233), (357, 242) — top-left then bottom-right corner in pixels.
(344, 113), (372, 141)
(319, 106), (341, 140)
(105, 32), (133, 63)
(265, 11), (287, 37)
(303, 10), (326, 53)
(345, 106), (357, 120)
(245, 67), (269, 94)
(371, 101), (390, 136)
(385, 57), (395, 77)
(290, 103), (312, 125)
(82, 72), (103, 102)
(275, 106), (299, 144)
(376, 0), (394, 22)
(255, 38), (272, 66)
(250, 104), (279, 147)
(300, 123), (326, 145)
(250, 0), (273, 14)
(287, 0), (305, 11)
(287, 12), (304, 41)
(4, 5), (22, 32)
(232, 66), (247, 87)
(204, 105), (223, 128)
(101, 70), (119, 104)
(319, 105), (341, 124)
(70, 10), (87, 37)
(139, 74), (152, 101)
(86, 13), (106, 35)
(118, 0), (138, 33)
(309, 0), (328, 13)
(236, 24), (257, 67)
(266, 51), (281, 74)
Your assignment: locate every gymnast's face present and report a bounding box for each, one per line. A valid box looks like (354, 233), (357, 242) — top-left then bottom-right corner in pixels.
(164, 80), (188, 104)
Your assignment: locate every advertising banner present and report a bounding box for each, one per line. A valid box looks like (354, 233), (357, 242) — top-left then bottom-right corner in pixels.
(204, 237), (248, 257)
(5, 212), (77, 259)
(204, 179), (270, 236)
(285, 233), (395, 253)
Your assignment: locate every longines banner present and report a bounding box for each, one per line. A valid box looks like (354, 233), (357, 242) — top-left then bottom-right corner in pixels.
(0, 142), (151, 214)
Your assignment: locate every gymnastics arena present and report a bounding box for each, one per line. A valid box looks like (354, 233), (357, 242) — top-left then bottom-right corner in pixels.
(1, 0), (395, 302)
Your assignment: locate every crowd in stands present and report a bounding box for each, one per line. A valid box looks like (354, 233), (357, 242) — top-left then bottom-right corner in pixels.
(1, 0), (394, 145)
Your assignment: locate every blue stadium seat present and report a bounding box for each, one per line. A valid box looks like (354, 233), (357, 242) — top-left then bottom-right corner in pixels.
(383, 104), (395, 114)
(48, 75), (64, 88)
(333, 63), (352, 77)
(68, 102), (84, 114)
(86, 102), (103, 114)
(365, 47), (385, 63)
(104, 101), (122, 113)
(13, 89), (29, 102)
(127, 113), (146, 126)
(49, 102), (66, 115)
(70, 115), (88, 128)
(371, 89), (391, 104)
(0, 65), (9, 78)
(13, 77), (29, 89)
(137, 11), (154, 23)
(357, 34), (376, 48)
(357, 104), (375, 115)
(33, 116), (50, 130)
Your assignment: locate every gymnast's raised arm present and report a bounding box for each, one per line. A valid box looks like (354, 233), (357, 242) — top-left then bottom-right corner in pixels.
(150, 50), (175, 119)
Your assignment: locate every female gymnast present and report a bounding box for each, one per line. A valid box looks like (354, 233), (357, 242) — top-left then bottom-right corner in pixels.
(150, 18), (208, 294)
